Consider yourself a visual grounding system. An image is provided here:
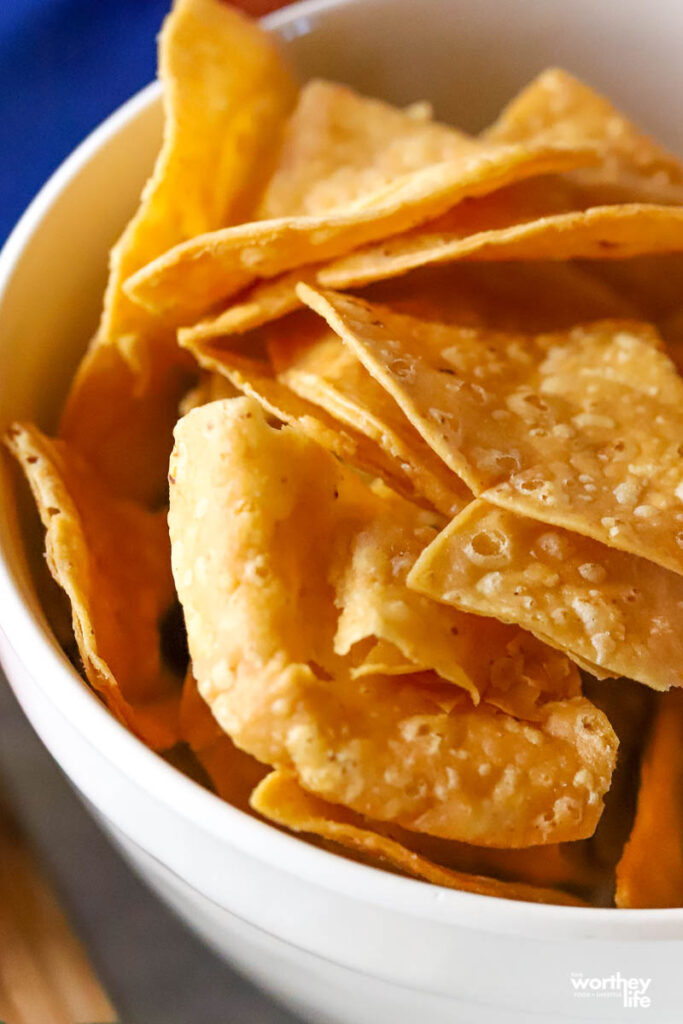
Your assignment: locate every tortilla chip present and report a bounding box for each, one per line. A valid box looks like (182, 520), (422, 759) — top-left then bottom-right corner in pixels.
(178, 341), (442, 505)
(320, 199), (683, 292)
(298, 286), (683, 575)
(485, 68), (683, 204)
(179, 671), (267, 809)
(268, 315), (470, 516)
(615, 690), (683, 908)
(59, 0), (295, 503)
(408, 499), (683, 692)
(169, 398), (616, 845)
(257, 79), (476, 219)
(251, 771), (587, 905)
(332, 477), (579, 713)
(181, 256), (637, 347)
(5, 423), (180, 749)
(124, 141), (595, 321)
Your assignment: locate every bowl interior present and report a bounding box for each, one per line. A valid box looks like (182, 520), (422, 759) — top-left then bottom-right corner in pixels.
(1, 0), (683, 931)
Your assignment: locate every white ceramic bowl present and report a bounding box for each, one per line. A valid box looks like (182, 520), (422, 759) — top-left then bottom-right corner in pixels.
(2, 2), (683, 1021)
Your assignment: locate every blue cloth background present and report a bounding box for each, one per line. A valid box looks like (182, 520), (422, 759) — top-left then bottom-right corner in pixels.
(1, 0), (170, 245)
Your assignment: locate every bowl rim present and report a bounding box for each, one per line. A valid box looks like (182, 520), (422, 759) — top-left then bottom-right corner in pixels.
(0, 0), (681, 942)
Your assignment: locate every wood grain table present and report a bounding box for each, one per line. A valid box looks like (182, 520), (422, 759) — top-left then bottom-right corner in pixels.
(0, 674), (302, 1024)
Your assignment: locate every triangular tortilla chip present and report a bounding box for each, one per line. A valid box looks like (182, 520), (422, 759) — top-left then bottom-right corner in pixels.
(268, 315), (470, 516)
(298, 286), (683, 575)
(5, 423), (180, 749)
(257, 79), (475, 218)
(251, 771), (588, 905)
(615, 690), (683, 908)
(180, 256), (637, 345)
(485, 68), (683, 204)
(178, 341), (449, 508)
(124, 140), (595, 321)
(319, 199), (683, 292)
(408, 499), (683, 692)
(59, 0), (296, 502)
(169, 398), (616, 845)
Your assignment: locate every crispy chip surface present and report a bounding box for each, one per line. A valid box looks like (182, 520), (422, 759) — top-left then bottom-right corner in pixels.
(169, 398), (616, 845)
(181, 256), (637, 346)
(251, 771), (587, 905)
(268, 315), (470, 516)
(124, 141), (595, 321)
(298, 286), (683, 575)
(320, 200), (683, 292)
(615, 690), (683, 908)
(408, 500), (683, 691)
(6, 424), (180, 748)
(485, 68), (683, 203)
(59, 0), (295, 502)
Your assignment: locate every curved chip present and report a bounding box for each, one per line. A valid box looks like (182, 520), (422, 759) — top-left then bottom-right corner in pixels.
(124, 141), (595, 321)
(615, 690), (683, 908)
(60, 0), (295, 503)
(5, 423), (180, 749)
(297, 285), (683, 575)
(485, 67), (683, 204)
(169, 398), (616, 846)
(180, 257), (637, 348)
(268, 317), (470, 516)
(251, 771), (588, 905)
(408, 500), (683, 692)
(319, 202), (683, 292)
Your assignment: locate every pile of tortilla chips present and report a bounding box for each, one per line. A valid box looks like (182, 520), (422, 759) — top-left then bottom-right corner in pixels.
(7, 0), (683, 909)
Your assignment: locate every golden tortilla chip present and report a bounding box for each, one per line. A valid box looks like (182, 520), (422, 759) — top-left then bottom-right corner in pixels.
(5, 423), (180, 749)
(169, 398), (616, 845)
(251, 771), (588, 905)
(332, 477), (579, 714)
(615, 690), (683, 908)
(178, 341), (440, 505)
(268, 315), (470, 516)
(59, 0), (295, 503)
(181, 256), (637, 347)
(320, 199), (683, 293)
(124, 141), (595, 321)
(485, 68), (683, 204)
(408, 499), (683, 691)
(298, 286), (683, 575)
(179, 671), (267, 808)
(257, 79), (476, 219)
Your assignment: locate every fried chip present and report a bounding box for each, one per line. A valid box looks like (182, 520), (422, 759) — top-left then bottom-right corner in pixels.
(179, 670), (267, 809)
(319, 200), (683, 293)
(181, 255), (637, 346)
(615, 690), (683, 908)
(59, 0), (296, 502)
(268, 315), (470, 516)
(169, 398), (616, 845)
(332, 478), (580, 714)
(485, 68), (683, 204)
(298, 286), (683, 575)
(124, 140), (595, 322)
(256, 79), (476, 219)
(408, 500), (683, 691)
(251, 771), (588, 905)
(177, 341), (442, 505)
(5, 423), (180, 749)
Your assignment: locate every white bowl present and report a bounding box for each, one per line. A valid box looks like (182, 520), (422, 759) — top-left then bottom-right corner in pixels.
(1, 1), (683, 1021)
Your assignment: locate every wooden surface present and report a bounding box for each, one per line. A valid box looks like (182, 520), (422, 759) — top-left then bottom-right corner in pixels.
(0, 790), (116, 1024)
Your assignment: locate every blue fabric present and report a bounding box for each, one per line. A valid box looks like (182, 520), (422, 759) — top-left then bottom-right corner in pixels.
(0, 0), (169, 244)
